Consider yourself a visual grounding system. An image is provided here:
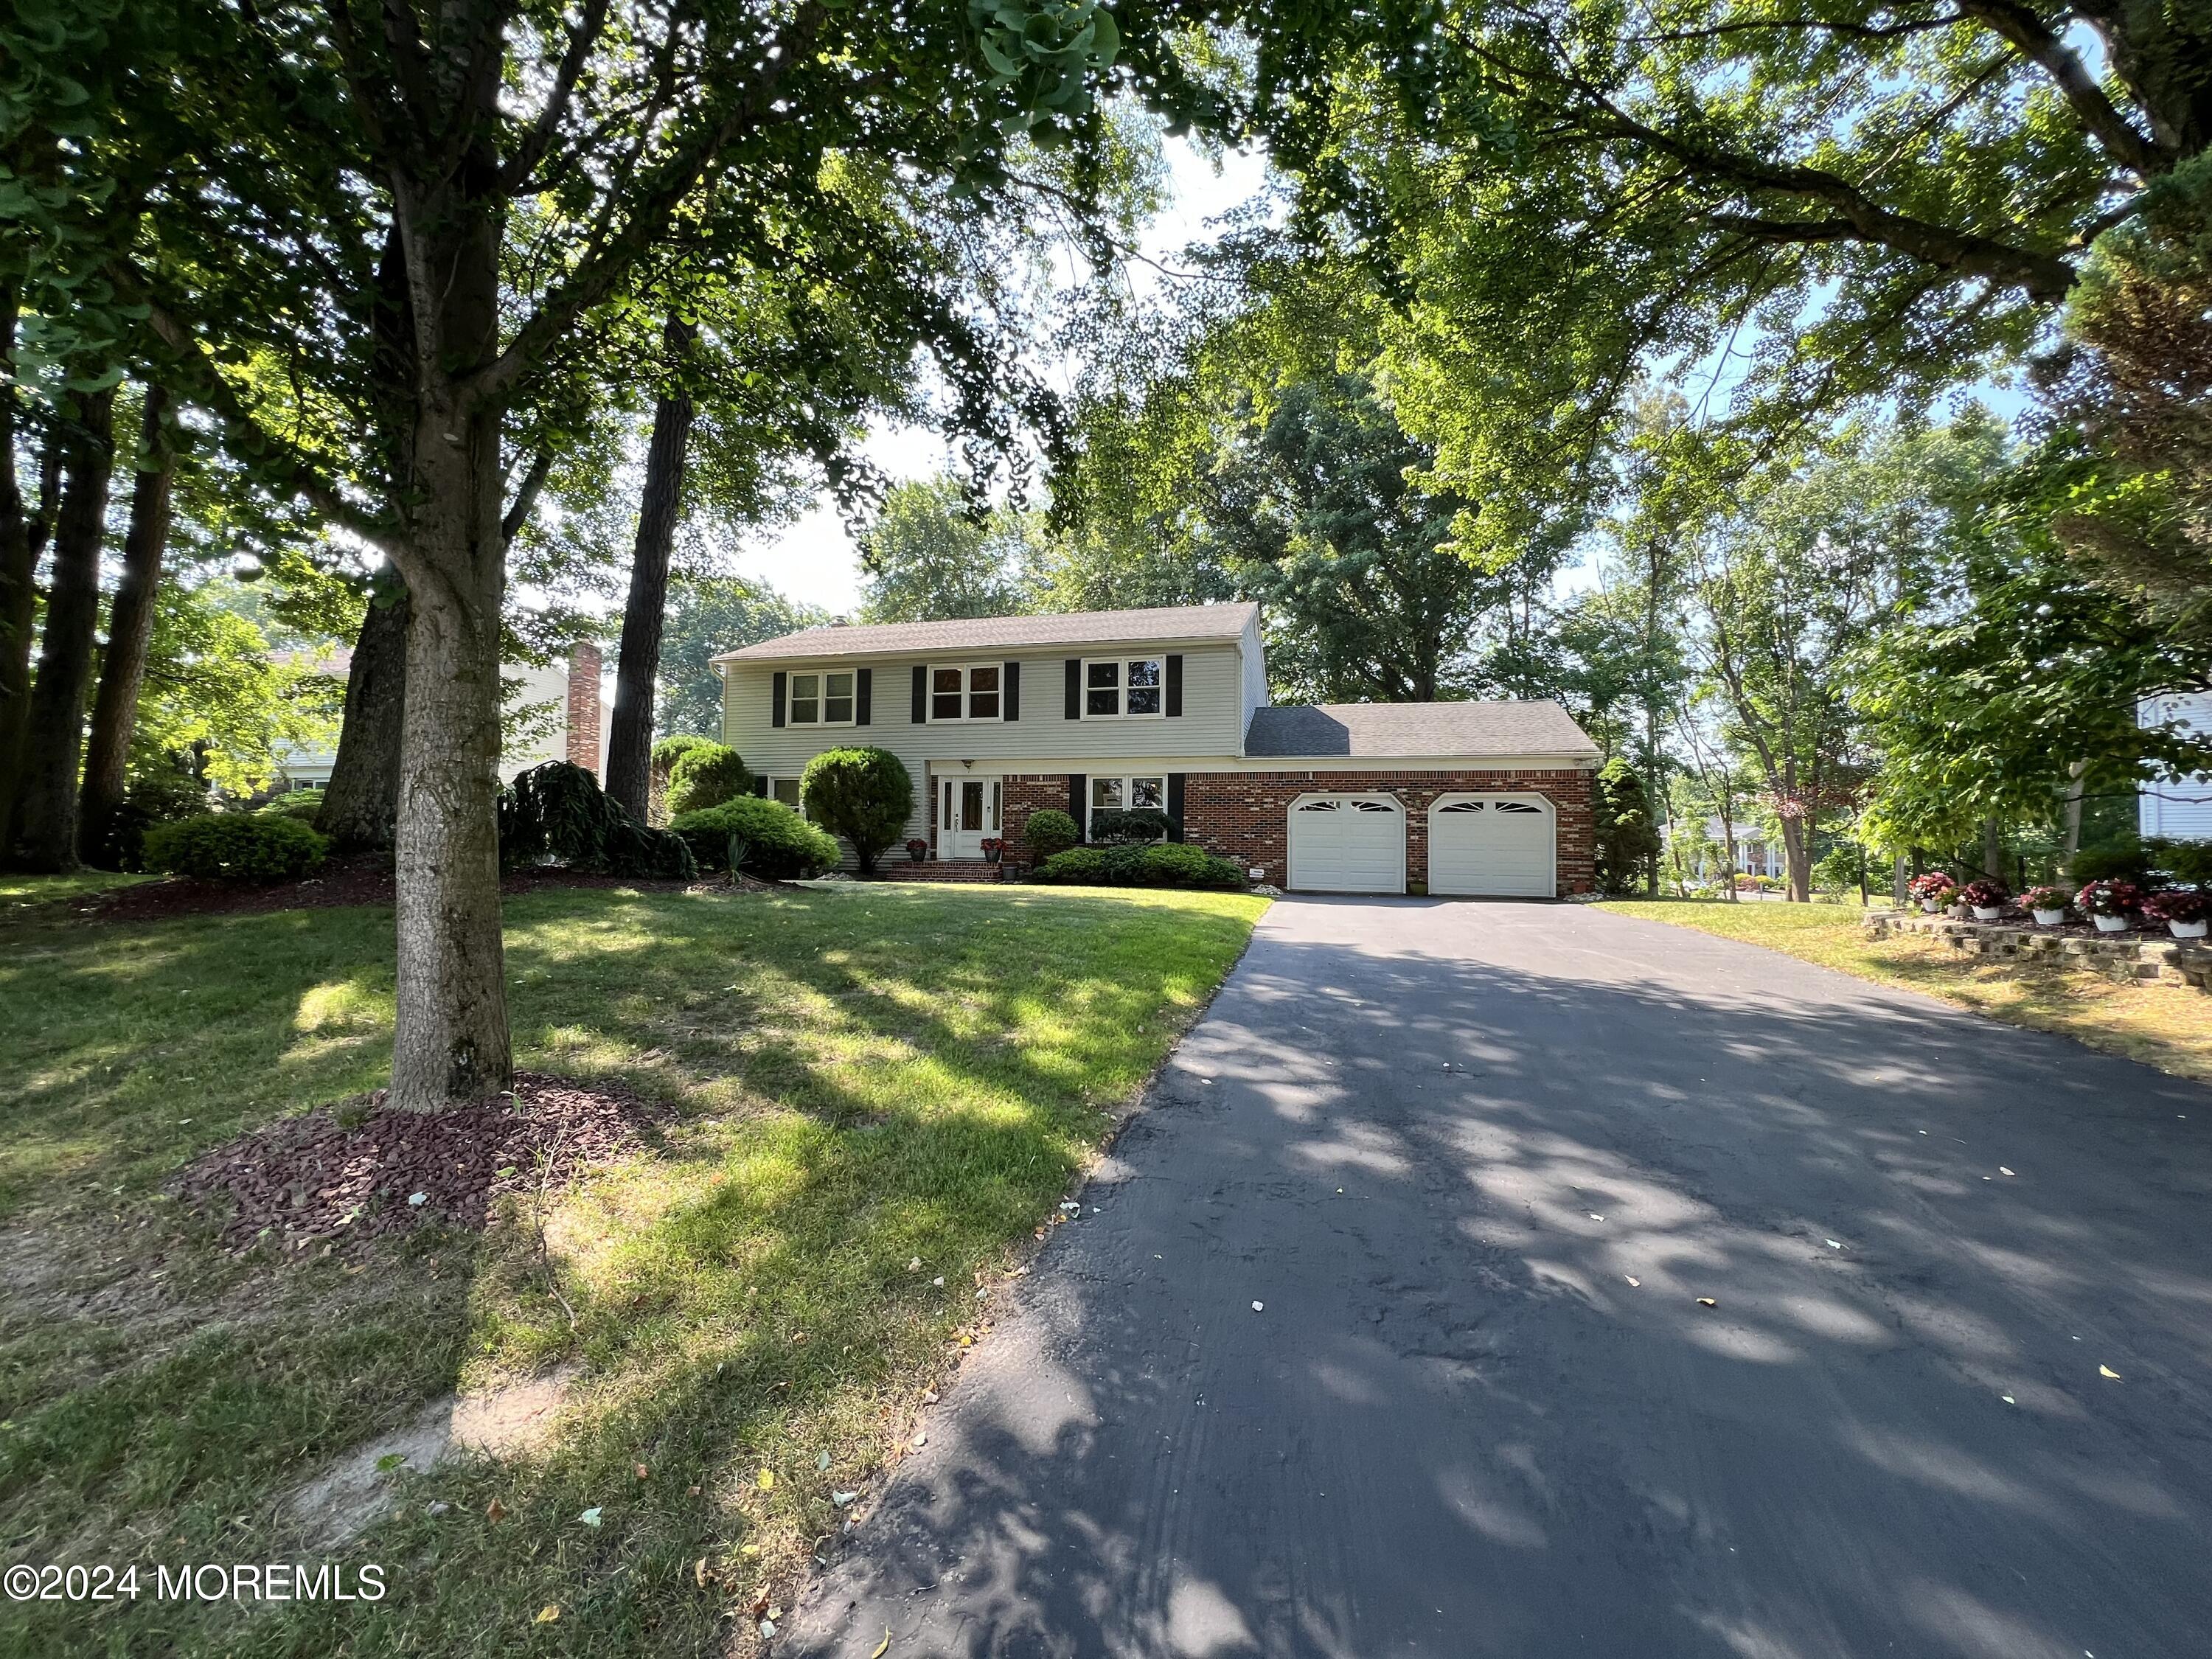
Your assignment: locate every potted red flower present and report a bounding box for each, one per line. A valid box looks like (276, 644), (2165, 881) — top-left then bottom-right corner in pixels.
(2143, 887), (2211, 940)
(905, 838), (929, 863)
(1959, 877), (2008, 921)
(981, 836), (1005, 865)
(2076, 879), (2143, 934)
(1908, 872), (1958, 914)
(2020, 885), (2070, 926)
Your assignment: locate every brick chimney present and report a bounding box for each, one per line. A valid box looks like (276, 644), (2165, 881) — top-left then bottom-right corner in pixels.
(566, 642), (603, 778)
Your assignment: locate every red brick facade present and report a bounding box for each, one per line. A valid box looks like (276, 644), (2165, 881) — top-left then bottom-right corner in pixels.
(566, 643), (602, 777)
(995, 767), (1594, 895)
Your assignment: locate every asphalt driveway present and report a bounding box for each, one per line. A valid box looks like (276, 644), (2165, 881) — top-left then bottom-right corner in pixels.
(785, 898), (2212, 1658)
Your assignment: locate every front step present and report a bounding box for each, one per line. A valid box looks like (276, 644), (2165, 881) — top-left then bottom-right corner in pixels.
(878, 860), (1008, 883)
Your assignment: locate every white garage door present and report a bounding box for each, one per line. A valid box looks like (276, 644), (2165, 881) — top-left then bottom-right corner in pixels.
(1288, 795), (1405, 894)
(1429, 795), (1555, 897)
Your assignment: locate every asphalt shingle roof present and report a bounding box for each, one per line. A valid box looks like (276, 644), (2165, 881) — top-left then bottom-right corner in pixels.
(1244, 701), (1598, 760)
(714, 602), (1259, 662)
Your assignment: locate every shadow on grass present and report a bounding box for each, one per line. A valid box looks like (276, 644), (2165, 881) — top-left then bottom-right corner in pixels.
(0, 883), (1262, 1658)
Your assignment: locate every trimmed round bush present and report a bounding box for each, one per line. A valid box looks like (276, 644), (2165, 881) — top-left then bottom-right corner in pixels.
(671, 796), (841, 879)
(89, 769), (211, 870)
(145, 813), (328, 882)
(1023, 808), (1079, 860)
(666, 742), (750, 817)
(257, 787), (326, 823)
(1032, 843), (1243, 891)
(651, 734), (714, 783)
(1090, 807), (1173, 846)
(799, 747), (914, 875)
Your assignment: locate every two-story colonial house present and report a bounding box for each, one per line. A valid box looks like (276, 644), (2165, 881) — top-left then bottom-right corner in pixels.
(714, 602), (1600, 896)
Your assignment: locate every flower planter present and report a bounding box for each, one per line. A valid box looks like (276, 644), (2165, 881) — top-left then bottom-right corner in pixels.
(1971, 905), (2003, 921)
(2093, 914), (2131, 934)
(2170, 919), (2209, 940)
(2031, 908), (2066, 927)
(1920, 899), (1941, 914)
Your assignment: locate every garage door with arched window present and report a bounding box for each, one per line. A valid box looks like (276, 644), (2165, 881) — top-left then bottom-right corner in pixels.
(1428, 794), (1556, 897)
(1287, 794), (1405, 894)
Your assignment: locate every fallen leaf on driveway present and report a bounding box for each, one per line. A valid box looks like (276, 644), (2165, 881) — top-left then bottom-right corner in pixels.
(2099, 1365), (2123, 1380)
(871, 1631), (892, 1658)
(1589, 1213), (1604, 1221)
(1696, 1298), (1717, 1309)
(2001, 1394), (2016, 1405)
(1999, 1167), (2015, 1177)
(1251, 1301), (1265, 1312)
(1824, 1239), (1843, 1250)
(1624, 1276), (1640, 1287)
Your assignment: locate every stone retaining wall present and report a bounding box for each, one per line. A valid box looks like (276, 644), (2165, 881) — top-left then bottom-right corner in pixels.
(1863, 908), (2212, 990)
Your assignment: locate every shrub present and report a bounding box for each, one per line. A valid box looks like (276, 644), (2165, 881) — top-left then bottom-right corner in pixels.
(1022, 808), (1079, 860)
(799, 747), (914, 875)
(2070, 844), (2149, 884)
(498, 760), (697, 879)
(665, 742), (750, 817)
(145, 813), (327, 882)
(257, 787), (326, 823)
(2021, 885), (2071, 913)
(2154, 840), (2212, 888)
(671, 796), (840, 878)
(1593, 759), (1661, 895)
(1032, 843), (1244, 890)
(1959, 878), (2009, 909)
(651, 734), (714, 781)
(2143, 887), (2210, 924)
(1090, 807), (1173, 846)
(90, 768), (211, 870)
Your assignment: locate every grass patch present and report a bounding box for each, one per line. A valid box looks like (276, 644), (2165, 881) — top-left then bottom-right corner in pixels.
(0, 882), (1266, 1657)
(0, 869), (152, 911)
(1599, 897), (2212, 1082)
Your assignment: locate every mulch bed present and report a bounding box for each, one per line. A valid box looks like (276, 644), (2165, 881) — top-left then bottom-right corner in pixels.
(32, 856), (754, 926)
(173, 1071), (669, 1253)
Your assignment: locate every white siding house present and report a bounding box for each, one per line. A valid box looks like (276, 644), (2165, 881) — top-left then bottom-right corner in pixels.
(2140, 693), (2212, 841)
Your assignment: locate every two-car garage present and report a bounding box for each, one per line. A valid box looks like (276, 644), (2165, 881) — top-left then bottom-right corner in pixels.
(1287, 791), (1557, 897)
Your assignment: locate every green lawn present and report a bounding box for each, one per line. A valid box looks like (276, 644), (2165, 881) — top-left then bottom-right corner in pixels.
(0, 881), (1266, 1658)
(0, 869), (152, 911)
(1599, 897), (2212, 1082)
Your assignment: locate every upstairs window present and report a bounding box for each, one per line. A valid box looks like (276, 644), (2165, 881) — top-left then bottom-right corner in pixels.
(1083, 656), (1164, 718)
(789, 671), (853, 725)
(930, 664), (1001, 721)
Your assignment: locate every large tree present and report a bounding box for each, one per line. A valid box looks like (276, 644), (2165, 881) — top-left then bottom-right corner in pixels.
(83, 0), (1145, 1107)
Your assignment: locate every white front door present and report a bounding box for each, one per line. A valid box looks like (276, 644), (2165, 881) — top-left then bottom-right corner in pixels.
(1287, 794), (1405, 893)
(1428, 794), (1556, 897)
(939, 776), (1001, 860)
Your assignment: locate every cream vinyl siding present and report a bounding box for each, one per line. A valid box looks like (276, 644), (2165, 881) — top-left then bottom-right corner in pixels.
(1237, 609), (1270, 746)
(720, 644), (1248, 865)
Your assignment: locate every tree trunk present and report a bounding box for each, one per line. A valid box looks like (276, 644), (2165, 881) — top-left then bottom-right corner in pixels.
(1778, 815), (1812, 902)
(1892, 851), (1910, 908)
(7, 386), (116, 871)
(318, 568), (410, 852)
(77, 387), (175, 866)
(1719, 813), (1739, 902)
(2062, 759), (2087, 873)
(602, 314), (696, 821)
(1981, 813), (2005, 881)
(0, 291), (62, 841)
(388, 421), (512, 1110)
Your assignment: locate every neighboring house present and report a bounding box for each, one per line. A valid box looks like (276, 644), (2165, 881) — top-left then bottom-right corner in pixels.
(274, 642), (608, 790)
(1666, 816), (1787, 881)
(2140, 693), (2212, 840)
(714, 602), (1601, 895)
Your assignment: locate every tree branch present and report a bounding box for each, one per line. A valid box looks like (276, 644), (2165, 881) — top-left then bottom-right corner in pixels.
(498, 0), (611, 191)
(1953, 0), (2168, 175)
(500, 445), (554, 541)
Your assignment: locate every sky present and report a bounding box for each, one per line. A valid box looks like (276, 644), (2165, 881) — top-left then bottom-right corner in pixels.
(724, 139), (1272, 616)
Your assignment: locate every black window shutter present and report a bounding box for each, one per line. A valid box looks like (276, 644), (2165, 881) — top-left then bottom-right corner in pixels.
(1166, 773), (1186, 841)
(752, 776), (769, 799)
(1063, 658), (1081, 719)
(771, 671), (787, 728)
(911, 664), (926, 723)
(1004, 661), (1020, 721)
(1165, 653), (1183, 717)
(1068, 773), (1086, 840)
(855, 667), (872, 726)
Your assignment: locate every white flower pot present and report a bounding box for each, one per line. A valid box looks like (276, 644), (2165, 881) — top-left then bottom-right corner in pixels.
(2031, 908), (2066, 927)
(1972, 905), (2003, 920)
(2169, 919), (2208, 940)
(1920, 898), (1941, 913)
(2093, 914), (2129, 933)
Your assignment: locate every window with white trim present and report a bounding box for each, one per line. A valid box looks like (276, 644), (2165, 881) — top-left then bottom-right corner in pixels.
(1089, 773), (1166, 838)
(929, 663), (1001, 721)
(768, 777), (807, 818)
(1082, 656), (1164, 718)
(788, 671), (853, 726)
